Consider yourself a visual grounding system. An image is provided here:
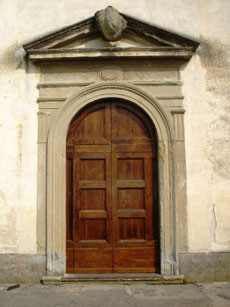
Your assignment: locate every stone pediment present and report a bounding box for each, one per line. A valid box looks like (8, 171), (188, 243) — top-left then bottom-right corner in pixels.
(23, 6), (199, 62)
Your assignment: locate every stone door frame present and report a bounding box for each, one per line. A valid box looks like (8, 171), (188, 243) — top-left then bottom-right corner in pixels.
(46, 82), (186, 277)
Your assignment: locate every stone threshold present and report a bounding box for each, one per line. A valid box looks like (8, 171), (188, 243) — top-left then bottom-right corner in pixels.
(42, 274), (184, 285)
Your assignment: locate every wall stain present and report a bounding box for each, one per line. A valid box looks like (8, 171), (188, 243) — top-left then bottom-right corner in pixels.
(0, 190), (7, 207)
(0, 190), (17, 250)
(16, 124), (23, 199)
(198, 37), (230, 179)
(0, 43), (26, 70)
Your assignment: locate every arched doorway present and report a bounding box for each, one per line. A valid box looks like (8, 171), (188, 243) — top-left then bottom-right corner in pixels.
(66, 99), (160, 273)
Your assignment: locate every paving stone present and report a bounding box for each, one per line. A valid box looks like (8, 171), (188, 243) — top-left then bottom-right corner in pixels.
(0, 282), (229, 307)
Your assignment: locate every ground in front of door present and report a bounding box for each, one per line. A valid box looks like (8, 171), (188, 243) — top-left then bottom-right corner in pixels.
(0, 282), (229, 307)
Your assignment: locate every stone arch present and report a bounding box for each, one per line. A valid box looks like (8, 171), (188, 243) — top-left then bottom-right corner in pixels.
(46, 82), (176, 276)
(49, 82), (174, 144)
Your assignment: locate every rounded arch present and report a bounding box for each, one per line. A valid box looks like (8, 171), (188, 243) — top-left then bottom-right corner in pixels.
(46, 82), (176, 276)
(48, 82), (174, 145)
(66, 98), (158, 146)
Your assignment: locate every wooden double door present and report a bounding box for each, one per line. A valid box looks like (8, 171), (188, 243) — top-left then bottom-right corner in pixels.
(66, 100), (160, 274)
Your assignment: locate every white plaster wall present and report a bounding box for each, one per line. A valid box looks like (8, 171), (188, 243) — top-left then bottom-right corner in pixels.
(0, 0), (229, 254)
(181, 0), (230, 252)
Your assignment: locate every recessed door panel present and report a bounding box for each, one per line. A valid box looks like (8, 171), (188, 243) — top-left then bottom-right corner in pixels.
(67, 103), (111, 145)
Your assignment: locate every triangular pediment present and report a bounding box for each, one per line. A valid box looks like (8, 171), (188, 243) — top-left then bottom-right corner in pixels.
(23, 7), (199, 62)
(52, 31), (171, 49)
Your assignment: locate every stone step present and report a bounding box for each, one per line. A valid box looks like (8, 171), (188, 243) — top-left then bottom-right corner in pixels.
(42, 274), (184, 285)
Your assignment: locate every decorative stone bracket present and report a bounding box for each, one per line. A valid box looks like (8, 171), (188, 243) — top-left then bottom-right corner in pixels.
(171, 109), (185, 141)
(37, 111), (51, 143)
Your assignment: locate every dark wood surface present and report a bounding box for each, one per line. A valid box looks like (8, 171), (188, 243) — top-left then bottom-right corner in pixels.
(66, 100), (160, 273)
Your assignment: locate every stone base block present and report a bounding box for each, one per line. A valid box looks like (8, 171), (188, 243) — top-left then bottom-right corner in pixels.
(179, 252), (230, 282)
(1, 252), (230, 283)
(0, 254), (46, 283)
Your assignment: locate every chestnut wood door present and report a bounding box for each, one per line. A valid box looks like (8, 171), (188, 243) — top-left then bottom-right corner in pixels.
(66, 100), (160, 274)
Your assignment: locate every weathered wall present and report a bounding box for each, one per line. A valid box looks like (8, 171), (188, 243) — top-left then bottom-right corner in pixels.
(0, 0), (229, 281)
(181, 0), (230, 253)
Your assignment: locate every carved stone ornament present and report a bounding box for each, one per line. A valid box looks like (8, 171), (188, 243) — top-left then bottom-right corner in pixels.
(95, 6), (127, 41)
(100, 66), (122, 81)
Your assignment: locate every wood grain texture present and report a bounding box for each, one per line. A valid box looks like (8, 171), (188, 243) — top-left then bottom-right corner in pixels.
(66, 100), (159, 274)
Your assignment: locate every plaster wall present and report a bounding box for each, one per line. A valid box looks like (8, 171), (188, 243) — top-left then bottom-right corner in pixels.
(0, 0), (229, 262)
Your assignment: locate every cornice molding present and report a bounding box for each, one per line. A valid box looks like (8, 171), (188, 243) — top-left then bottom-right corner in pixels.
(26, 47), (196, 62)
(23, 7), (199, 63)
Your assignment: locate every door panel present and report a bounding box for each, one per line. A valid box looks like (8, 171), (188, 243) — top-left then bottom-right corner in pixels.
(112, 153), (155, 243)
(113, 247), (159, 273)
(112, 152), (158, 272)
(71, 152), (112, 272)
(67, 103), (111, 145)
(74, 248), (113, 273)
(111, 102), (155, 144)
(66, 100), (159, 274)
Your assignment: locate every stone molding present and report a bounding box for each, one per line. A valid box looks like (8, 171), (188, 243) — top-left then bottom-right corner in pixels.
(23, 7), (199, 62)
(38, 111), (51, 143)
(25, 47), (197, 62)
(22, 7), (193, 278)
(45, 82), (181, 276)
(171, 109), (186, 141)
(37, 82), (94, 88)
(23, 12), (199, 51)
